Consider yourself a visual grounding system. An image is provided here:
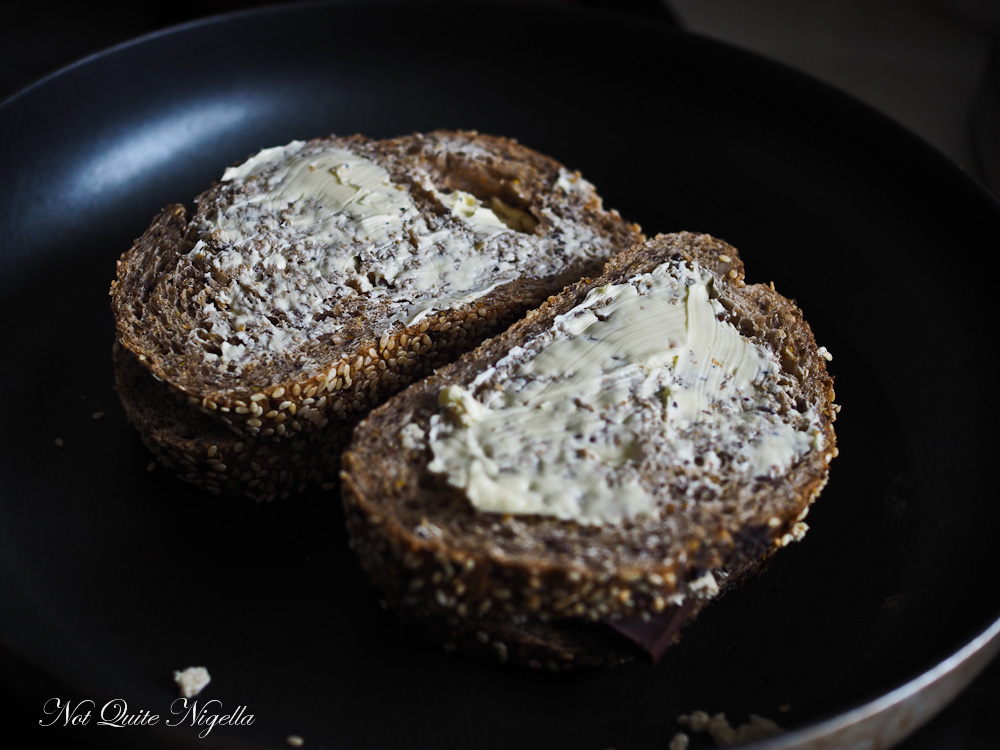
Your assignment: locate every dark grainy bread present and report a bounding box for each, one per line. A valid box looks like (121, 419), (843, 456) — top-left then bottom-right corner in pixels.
(341, 232), (838, 667)
(113, 339), (347, 499)
(111, 131), (642, 498)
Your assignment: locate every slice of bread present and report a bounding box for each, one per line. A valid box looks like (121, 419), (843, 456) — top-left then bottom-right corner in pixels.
(340, 232), (838, 668)
(111, 131), (642, 499)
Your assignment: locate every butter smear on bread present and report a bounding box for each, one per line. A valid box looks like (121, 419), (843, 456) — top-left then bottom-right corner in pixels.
(427, 260), (826, 525)
(185, 139), (611, 369)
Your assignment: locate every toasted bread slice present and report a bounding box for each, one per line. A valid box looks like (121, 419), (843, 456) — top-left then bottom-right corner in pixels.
(341, 232), (838, 667)
(111, 131), (642, 498)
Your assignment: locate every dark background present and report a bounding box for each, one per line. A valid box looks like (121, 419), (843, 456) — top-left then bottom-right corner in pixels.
(1, 1), (997, 748)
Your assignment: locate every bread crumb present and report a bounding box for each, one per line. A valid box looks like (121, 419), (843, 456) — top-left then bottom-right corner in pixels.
(669, 732), (690, 750)
(677, 711), (782, 747)
(286, 735), (304, 747)
(173, 666), (211, 698)
(92, 411), (106, 420)
(147, 461), (156, 472)
(678, 710), (710, 732)
(54, 438), (64, 448)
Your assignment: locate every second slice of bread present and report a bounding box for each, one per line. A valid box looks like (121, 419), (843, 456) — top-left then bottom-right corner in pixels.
(341, 232), (838, 667)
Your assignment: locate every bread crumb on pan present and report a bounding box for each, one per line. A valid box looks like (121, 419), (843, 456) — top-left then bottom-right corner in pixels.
(173, 666), (210, 698)
(677, 711), (783, 747)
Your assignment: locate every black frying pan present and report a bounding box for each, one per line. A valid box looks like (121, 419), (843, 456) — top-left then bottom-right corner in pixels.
(1, 2), (998, 748)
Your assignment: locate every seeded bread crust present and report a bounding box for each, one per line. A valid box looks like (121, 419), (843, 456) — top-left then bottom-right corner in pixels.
(340, 232), (838, 667)
(113, 339), (347, 499)
(392, 544), (770, 670)
(111, 131), (642, 498)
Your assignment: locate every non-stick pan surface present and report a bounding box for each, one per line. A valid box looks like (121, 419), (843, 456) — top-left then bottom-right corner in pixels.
(1, 2), (998, 748)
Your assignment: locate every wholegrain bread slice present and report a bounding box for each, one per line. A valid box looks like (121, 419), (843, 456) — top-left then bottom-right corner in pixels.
(340, 232), (838, 668)
(111, 131), (642, 498)
(113, 339), (346, 498)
